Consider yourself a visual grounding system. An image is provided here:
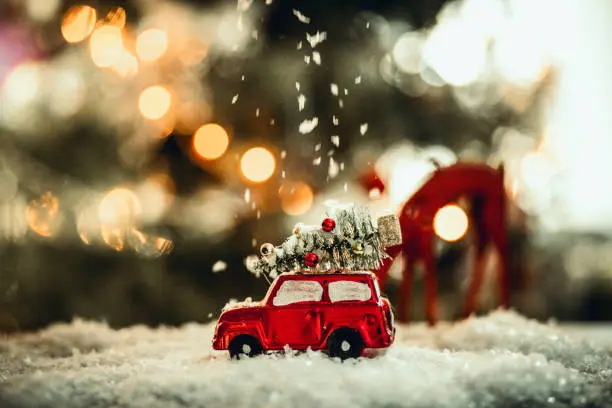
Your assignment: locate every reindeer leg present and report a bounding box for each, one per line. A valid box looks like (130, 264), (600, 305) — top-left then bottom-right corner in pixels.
(487, 197), (510, 309)
(464, 195), (488, 317)
(463, 244), (488, 317)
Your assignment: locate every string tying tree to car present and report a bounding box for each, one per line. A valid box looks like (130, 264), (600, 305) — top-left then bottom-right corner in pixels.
(246, 203), (402, 279)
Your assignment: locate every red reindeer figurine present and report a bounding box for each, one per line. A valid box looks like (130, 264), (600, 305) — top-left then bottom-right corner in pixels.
(375, 162), (509, 325)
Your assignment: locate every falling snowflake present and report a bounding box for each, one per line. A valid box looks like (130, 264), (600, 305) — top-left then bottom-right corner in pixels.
(281, 150), (287, 159)
(338, 99), (344, 108)
(332, 115), (339, 126)
(331, 135), (340, 147)
(328, 157), (339, 179)
(313, 157), (322, 166)
(244, 188), (251, 203)
(299, 117), (318, 134)
(293, 9), (311, 24)
(355, 76), (362, 84)
(312, 51), (321, 65)
(314, 143), (322, 151)
(304, 55), (311, 64)
(298, 94), (306, 111)
(212, 260), (227, 273)
(306, 31), (327, 48)
(330, 83), (338, 96)
(255, 108), (260, 117)
(360, 123), (368, 135)
(231, 94), (239, 104)
(297, 41), (302, 50)
(296, 82), (300, 91)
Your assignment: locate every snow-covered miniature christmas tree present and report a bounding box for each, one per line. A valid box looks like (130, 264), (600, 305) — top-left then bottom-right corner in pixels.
(246, 203), (402, 278)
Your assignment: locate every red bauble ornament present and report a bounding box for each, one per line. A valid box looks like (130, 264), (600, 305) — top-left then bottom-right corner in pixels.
(304, 252), (319, 267)
(321, 218), (336, 232)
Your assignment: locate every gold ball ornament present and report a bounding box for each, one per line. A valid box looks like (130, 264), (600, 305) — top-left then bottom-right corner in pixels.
(260, 242), (275, 257)
(352, 241), (364, 255)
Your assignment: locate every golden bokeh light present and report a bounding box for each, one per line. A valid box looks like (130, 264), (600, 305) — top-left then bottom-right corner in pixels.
(240, 147), (276, 183)
(98, 188), (141, 225)
(279, 181), (314, 216)
(192, 123), (229, 160)
(136, 29), (169, 61)
(103, 6), (127, 29)
(61, 5), (97, 44)
(89, 25), (124, 68)
(111, 50), (139, 77)
(26, 192), (60, 237)
(138, 85), (172, 120)
(433, 204), (469, 242)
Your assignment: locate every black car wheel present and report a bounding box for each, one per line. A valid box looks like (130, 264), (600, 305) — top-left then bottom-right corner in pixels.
(228, 334), (263, 359)
(327, 328), (364, 360)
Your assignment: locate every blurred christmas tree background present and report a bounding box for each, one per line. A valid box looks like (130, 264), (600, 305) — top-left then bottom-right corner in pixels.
(1, 0), (612, 331)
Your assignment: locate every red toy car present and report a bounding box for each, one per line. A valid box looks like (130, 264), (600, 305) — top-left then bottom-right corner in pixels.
(212, 271), (395, 360)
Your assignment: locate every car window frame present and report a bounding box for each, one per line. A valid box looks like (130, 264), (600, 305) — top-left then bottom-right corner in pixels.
(266, 277), (324, 307)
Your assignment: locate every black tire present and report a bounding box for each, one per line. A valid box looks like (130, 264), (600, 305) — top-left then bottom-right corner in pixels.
(327, 328), (364, 360)
(228, 335), (263, 359)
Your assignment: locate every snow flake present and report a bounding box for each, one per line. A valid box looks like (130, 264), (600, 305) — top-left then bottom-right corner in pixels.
(231, 94), (239, 104)
(281, 150), (287, 159)
(292, 9), (311, 24)
(299, 117), (318, 134)
(212, 260), (227, 273)
(304, 55), (311, 64)
(297, 94), (306, 111)
(255, 108), (260, 117)
(241, 75), (245, 81)
(355, 75), (362, 84)
(313, 157), (322, 166)
(312, 51), (321, 65)
(270, 118), (275, 125)
(297, 41), (302, 50)
(244, 188), (251, 203)
(338, 99), (344, 108)
(296, 82), (301, 92)
(340, 162), (345, 171)
(331, 135), (340, 147)
(306, 31), (327, 48)
(265, 0), (273, 4)
(314, 143), (322, 152)
(360, 123), (368, 135)
(332, 115), (339, 126)
(328, 157), (339, 179)
(344, 88), (348, 95)
(343, 182), (348, 192)
(330, 83), (338, 96)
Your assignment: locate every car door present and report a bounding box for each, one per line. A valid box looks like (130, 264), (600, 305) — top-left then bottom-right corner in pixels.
(268, 279), (324, 348)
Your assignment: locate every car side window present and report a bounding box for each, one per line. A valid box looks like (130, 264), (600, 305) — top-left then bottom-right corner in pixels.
(328, 280), (372, 303)
(272, 280), (323, 306)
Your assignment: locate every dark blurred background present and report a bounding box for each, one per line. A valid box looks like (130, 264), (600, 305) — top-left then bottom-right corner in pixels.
(1, 0), (612, 331)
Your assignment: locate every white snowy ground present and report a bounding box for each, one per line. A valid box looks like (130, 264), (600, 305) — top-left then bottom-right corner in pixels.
(0, 311), (611, 408)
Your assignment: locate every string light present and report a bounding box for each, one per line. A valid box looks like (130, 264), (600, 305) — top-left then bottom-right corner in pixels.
(136, 29), (169, 61)
(279, 181), (314, 216)
(192, 123), (230, 160)
(240, 147), (276, 183)
(89, 25), (124, 68)
(138, 86), (172, 120)
(433, 204), (469, 242)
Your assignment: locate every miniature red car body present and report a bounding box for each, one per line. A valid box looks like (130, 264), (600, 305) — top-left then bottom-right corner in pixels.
(212, 271), (395, 359)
